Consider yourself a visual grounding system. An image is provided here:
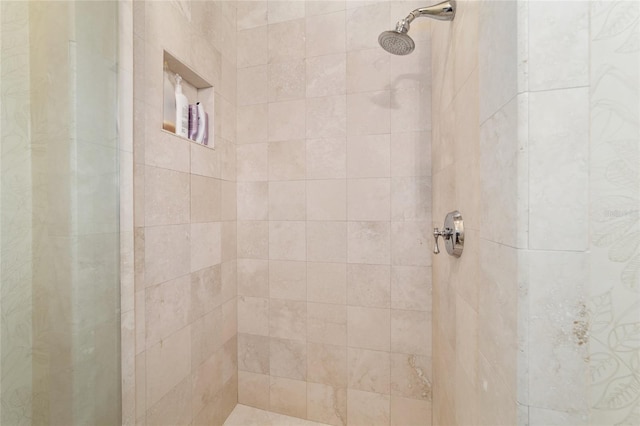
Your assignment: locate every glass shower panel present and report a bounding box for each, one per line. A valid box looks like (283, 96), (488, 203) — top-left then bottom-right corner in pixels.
(1, 1), (121, 424)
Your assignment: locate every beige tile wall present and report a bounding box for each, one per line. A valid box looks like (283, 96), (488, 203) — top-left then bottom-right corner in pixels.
(129, 1), (238, 425)
(236, 1), (433, 425)
(431, 0), (521, 424)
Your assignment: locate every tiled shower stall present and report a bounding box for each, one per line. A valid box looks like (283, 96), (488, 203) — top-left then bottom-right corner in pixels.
(0, 1), (638, 425)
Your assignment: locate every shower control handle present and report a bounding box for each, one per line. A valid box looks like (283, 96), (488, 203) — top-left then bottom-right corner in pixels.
(433, 227), (452, 254)
(433, 211), (464, 257)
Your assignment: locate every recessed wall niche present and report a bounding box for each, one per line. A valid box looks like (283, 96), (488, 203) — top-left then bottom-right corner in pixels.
(162, 50), (214, 149)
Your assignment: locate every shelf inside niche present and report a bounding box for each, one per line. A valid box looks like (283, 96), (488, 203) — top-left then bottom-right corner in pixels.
(162, 50), (214, 149)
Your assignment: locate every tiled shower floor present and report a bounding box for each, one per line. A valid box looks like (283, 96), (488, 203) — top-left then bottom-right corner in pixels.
(223, 404), (331, 426)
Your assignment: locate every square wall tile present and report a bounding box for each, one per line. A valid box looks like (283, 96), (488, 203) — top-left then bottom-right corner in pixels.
(307, 342), (348, 388)
(269, 221), (306, 261)
(306, 138), (347, 179)
(269, 181), (306, 220)
(348, 178), (391, 221)
(306, 53), (347, 98)
(306, 95), (347, 139)
(307, 221), (347, 262)
(348, 306), (390, 351)
(347, 221), (391, 265)
(268, 100), (306, 141)
(237, 182), (269, 221)
(306, 11), (346, 57)
(237, 143), (268, 182)
(268, 140), (306, 180)
(307, 179), (347, 221)
(307, 262), (347, 305)
(308, 303), (347, 346)
(269, 260), (306, 301)
(347, 133), (391, 178)
(347, 263), (391, 308)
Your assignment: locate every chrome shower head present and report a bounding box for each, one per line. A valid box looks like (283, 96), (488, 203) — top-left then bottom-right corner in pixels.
(378, 30), (415, 56)
(379, 0), (455, 55)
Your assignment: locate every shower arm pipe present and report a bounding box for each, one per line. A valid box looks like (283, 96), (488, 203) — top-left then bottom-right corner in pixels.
(396, 1), (455, 31)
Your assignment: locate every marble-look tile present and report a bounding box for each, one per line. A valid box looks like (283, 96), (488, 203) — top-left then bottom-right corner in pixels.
(345, 2), (389, 51)
(478, 0), (517, 122)
(237, 2), (268, 31)
(390, 132), (430, 178)
(390, 396), (431, 426)
(348, 348), (390, 394)
(145, 131), (190, 173)
(306, 138), (347, 179)
(237, 26), (268, 68)
(347, 134), (391, 178)
(146, 326), (191, 407)
(391, 309), (431, 356)
(191, 175), (221, 223)
(190, 222), (221, 272)
(390, 353), (432, 401)
(307, 303), (347, 346)
(347, 389), (390, 426)
(270, 377), (307, 419)
(237, 104), (268, 144)
(144, 166), (190, 226)
(306, 95), (347, 139)
(307, 262), (347, 305)
(347, 221), (391, 265)
(238, 333), (270, 375)
(191, 307), (223, 369)
(270, 299), (307, 341)
(237, 259), (269, 298)
(238, 182), (268, 221)
(347, 264), (390, 308)
(268, 100), (306, 141)
(479, 95), (527, 248)
(528, 0), (588, 91)
(268, 140), (306, 181)
(306, 54), (347, 98)
(307, 383), (347, 426)
(528, 250), (589, 412)
(269, 181), (306, 220)
(390, 87), (430, 134)
(270, 337), (307, 380)
(238, 371), (270, 410)
(529, 88), (588, 251)
(348, 306), (390, 352)
(390, 266), (431, 311)
(528, 406), (588, 426)
(347, 91), (390, 136)
(391, 177), (431, 222)
(144, 224), (190, 287)
(146, 376), (192, 426)
(307, 180), (347, 221)
(238, 65), (268, 106)
(347, 48), (389, 94)
(307, 343), (348, 388)
(192, 351), (223, 417)
(145, 274), (191, 347)
(268, 60), (306, 102)
(269, 19), (305, 64)
(269, 260), (306, 301)
(237, 143), (268, 182)
(237, 221), (269, 259)
(307, 222), (347, 262)
(306, 11), (346, 57)
(268, 0), (305, 24)
(347, 178), (391, 221)
(391, 222), (431, 267)
(269, 221), (306, 261)
(238, 296), (269, 336)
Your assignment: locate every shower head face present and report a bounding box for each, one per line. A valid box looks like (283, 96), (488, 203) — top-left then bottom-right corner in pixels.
(378, 30), (415, 55)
